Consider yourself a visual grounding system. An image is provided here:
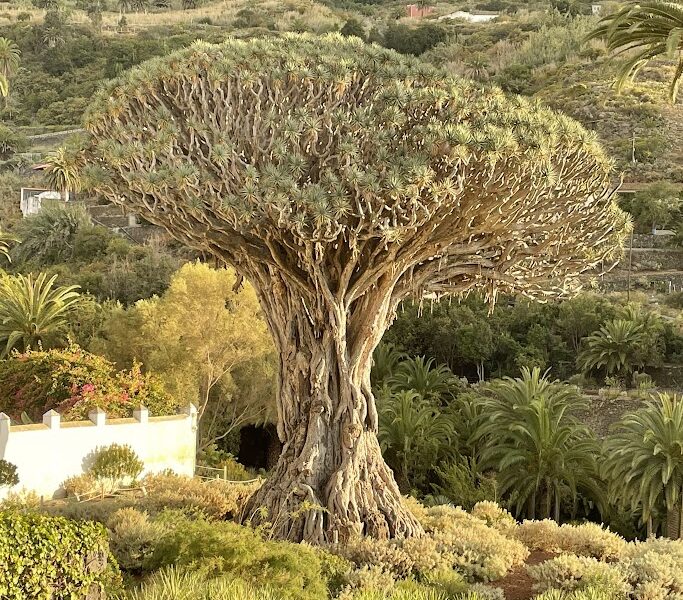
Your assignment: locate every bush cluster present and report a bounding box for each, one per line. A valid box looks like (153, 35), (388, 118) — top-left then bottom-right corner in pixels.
(529, 537), (683, 599)
(335, 502), (528, 583)
(516, 520), (627, 560)
(0, 510), (121, 599)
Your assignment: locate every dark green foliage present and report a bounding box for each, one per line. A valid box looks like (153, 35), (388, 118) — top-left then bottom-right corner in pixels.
(0, 511), (121, 599)
(0, 459), (18, 488)
(382, 22), (449, 55)
(0, 123), (27, 160)
(0, 22), (229, 127)
(146, 513), (347, 599)
(11, 202), (93, 267)
(618, 182), (682, 234)
(340, 17), (365, 40)
(474, 368), (604, 521)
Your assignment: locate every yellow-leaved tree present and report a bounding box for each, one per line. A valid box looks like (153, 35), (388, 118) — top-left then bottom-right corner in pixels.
(94, 262), (276, 451)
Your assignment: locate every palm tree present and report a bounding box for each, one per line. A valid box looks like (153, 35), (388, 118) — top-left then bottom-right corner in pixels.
(371, 342), (406, 388)
(475, 367), (603, 521)
(587, 1), (683, 102)
(43, 147), (84, 202)
(377, 388), (457, 491)
(0, 272), (80, 357)
(603, 394), (683, 538)
(388, 356), (457, 401)
(578, 319), (646, 378)
(0, 37), (20, 106)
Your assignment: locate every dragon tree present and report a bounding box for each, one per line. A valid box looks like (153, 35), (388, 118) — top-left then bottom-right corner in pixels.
(82, 34), (626, 544)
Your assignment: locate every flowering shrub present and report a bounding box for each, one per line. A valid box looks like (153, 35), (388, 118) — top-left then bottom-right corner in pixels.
(517, 520), (626, 560)
(0, 344), (177, 422)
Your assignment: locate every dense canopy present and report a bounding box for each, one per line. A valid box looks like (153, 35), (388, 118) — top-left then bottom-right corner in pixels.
(85, 34), (625, 304)
(83, 34), (627, 544)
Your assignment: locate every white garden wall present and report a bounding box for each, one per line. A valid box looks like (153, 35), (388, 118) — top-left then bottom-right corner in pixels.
(0, 405), (197, 500)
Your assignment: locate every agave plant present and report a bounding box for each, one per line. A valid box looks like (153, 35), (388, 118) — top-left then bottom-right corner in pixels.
(603, 394), (683, 539)
(587, 0), (683, 102)
(475, 367), (603, 521)
(0, 272), (80, 356)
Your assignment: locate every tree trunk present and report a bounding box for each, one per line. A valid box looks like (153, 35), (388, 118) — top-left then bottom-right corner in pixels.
(666, 505), (680, 539)
(554, 489), (560, 524)
(242, 277), (423, 544)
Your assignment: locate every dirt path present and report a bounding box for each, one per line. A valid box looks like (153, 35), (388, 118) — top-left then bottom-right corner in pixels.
(491, 550), (555, 600)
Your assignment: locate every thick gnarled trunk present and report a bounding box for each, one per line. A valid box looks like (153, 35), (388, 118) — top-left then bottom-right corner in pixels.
(242, 277), (423, 544)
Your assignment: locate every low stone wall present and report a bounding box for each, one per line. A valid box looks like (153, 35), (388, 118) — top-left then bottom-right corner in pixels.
(0, 405), (197, 500)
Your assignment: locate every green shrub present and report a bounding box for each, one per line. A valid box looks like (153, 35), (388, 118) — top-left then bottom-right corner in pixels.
(88, 443), (144, 491)
(121, 567), (313, 600)
(107, 508), (166, 572)
(336, 502), (528, 583)
(62, 472), (97, 498)
(145, 514), (339, 599)
(0, 459), (18, 488)
(0, 510), (121, 599)
(516, 520), (626, 560)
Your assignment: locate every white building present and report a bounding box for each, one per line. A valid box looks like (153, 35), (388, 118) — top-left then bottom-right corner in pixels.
(19, 188), (64, 217)
(439, 10), (498, 23)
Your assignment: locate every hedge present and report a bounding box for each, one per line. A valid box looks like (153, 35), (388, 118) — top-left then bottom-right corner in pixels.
(0, 511), (121, 599)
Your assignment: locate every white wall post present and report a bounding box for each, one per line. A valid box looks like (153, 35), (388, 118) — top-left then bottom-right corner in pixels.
(133, 406), (149, 424)
(88, 408), (106, 427)
(42, 410), (60, 429)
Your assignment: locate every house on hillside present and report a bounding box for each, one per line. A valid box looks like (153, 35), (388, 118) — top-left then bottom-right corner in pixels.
(438, 10), (498, 23)
(405, 4), (434, 18)
(19, 188), (65, 217)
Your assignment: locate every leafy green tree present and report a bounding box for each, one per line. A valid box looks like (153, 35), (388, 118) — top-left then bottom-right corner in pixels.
(92, 263), (275, 452)
(83, 35), (625, 543)
(556, 294), (616, 354)
(619, 181), (682, 233)
(0, 272), (80, 356)
(476, 367), (603, 521)
(42, 9), (67, 48)
(603, 394), (683, 538)
(588, 0), (683, 102)
(579, 319), (647, 378)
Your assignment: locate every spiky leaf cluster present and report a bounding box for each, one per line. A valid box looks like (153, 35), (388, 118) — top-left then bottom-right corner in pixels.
(84, 34), (626, 302)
